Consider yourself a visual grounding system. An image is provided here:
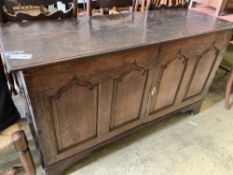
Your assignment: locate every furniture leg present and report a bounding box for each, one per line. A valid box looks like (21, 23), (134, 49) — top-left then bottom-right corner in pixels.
(146, 0), (151, 10)
(11, 131), (36, 175)
(73, 0), (78, 17)
(188, 0), (199, 8)
(191, 100), (203, 115)
(45, 151), (91, 175)
(181, 101), (203, 115)
(134, 0), (139, 12)
(215, 0), (227, 16)
(225, 69), (233, 109)
(45, 167), (65, 175)
(141, 0), (145, 12)
(87, 0), (92, 16)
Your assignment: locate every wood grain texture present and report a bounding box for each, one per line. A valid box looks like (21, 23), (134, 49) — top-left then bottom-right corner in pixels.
(109, 61), (148, 130)
(19, 30), (232, 175)
(50, 77), (99, 152)
(23, 46), (157, 166)
(0, 10), (232, 73)
(145, 31), (232, 124)
(1, 10), (232, 175)
(97, 0), (133, 8)
(0, 0), (77, 22)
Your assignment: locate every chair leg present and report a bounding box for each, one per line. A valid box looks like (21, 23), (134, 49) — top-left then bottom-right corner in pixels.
(11, 131), (36, 175)
(134, 0), (139, 12)
(188, 0), (194, 8)
(146, 0), (151, 10)
(225, 70), (233, 109)
(215, 0), (227, 16)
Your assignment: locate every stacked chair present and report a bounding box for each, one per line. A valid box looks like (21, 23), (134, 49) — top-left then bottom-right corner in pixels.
(0, 0), (78, 22)
(86, 0), (136, 16)
(220, 43), (233, 109)
(146, 0), (189, 10)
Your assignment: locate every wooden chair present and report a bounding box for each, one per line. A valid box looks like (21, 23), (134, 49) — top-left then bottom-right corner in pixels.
(220, 43), (233, 109)
(0, 52), (35, 175)
(146, 0), (189, 11)
(86, 0), (138, 16)
(189, 0), (233, 16)
(0, 124), (36, 175)
(0, 0), (78, 22)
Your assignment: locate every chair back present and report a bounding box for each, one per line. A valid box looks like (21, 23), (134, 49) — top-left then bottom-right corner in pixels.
(0, 0), (78, 22)
(98, 0), (133, 9)
(87, 0), (134, 16)
(146, 0), (189, 11)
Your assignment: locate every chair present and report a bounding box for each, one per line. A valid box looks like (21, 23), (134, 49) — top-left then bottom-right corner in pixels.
(220, 43), (233, 109)
(0, 51), (36, 175)
(0, 124), (36, 175)
(0, 0), (78, 22)
(146, 0), (189, 11)
(86, 0), (137, 16)
(189, 0), (233, 16)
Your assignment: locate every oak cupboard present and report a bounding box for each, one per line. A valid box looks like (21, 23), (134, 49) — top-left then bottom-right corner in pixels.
(0, 10), (232, 175)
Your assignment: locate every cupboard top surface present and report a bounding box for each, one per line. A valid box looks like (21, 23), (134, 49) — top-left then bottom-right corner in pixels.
(0, 9), (232, 72)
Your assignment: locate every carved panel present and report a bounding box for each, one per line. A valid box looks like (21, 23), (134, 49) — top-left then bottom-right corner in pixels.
(183, 44), (220, 100)
(110, 61), (148, 130)
(3, 7), (74, 22)
(149, 51), (187, 114)
(50, 77), (98, 153)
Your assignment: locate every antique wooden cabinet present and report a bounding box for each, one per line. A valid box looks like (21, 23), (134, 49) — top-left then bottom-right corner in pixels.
(0, 10), (232, 175)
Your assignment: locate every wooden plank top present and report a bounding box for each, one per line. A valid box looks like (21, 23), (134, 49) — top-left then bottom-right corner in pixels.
(0, 9), (233, 73)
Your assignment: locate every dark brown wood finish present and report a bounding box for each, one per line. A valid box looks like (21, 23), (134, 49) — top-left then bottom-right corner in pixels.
(0, 10), (232, 175)
(146, 0), (189, 10)
(0, 10), (232, 73)
(97, 0), (133, 8)
(87, 0), (135, 16)
(0, 0), (78, 22)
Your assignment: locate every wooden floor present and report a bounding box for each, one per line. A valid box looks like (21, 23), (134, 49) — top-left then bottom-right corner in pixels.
(190, 4), (233, 22)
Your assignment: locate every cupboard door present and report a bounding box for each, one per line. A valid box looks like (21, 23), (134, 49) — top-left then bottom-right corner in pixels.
(25, 46), (158, 165)
(26, 74), (101, 165)
(106, 47), (158, 135)
(182, 45), (219, 101)
(109, 61), (150, 130)
(180, 31), (232, 103)
(49, 78), (98, 152)
(145, 33), (221, 121)
(145, 41), (188, 119)
(147, 54), (186, 113)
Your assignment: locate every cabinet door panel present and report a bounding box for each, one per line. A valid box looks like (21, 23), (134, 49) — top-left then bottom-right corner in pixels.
(183, 47), (218, 100)
(178, 32), (232, 104)
(146, 44), (188, 117)
(110, 62), (148, 130)
(50, 78), (98, 152)
(145, 33), (221, 121)
(152, 58), (185, 112)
